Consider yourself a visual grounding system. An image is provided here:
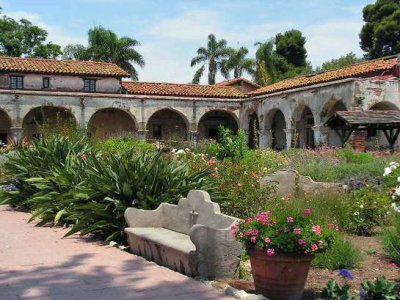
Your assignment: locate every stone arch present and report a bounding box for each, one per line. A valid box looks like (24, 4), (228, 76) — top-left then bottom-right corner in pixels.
(292, 105), (315, 148)
(198, 110), (239, 140)
(369, 101), (399, 110)
(265, 109), (287, 150)
(367, 102), (400, 149)
(88, 108), (137, 139)
(320, 100), (347, 147)
(146, 108), (188, 141)
(248, 111), (260, 149)
(0, 108), (12, 144)
(22, 106), (77, 139)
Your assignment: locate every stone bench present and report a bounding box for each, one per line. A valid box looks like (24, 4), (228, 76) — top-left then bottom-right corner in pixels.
(124, 190), (242, 279)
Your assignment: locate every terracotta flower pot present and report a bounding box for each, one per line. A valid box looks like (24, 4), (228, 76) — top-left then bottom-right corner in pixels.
(249, 250), (314, 300)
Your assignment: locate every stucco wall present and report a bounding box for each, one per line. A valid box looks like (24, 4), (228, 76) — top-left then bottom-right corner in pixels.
(0, 73), (121, 93)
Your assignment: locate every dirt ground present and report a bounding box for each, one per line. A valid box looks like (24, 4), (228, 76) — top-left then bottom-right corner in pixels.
(224, 235), (399, 299)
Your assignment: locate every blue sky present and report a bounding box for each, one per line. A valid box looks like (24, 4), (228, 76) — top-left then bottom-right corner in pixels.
(0, 0), (375, 83)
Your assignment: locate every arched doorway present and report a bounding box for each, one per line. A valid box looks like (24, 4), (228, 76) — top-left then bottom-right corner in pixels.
(88, 108), (136, 139)
(294, 106), (315, 148)
(0, 109), (11, 144)
(198, 110), (238, 140)
(321, 100), (347, 147)
(248, 112), (259, 149)
(147, 109), (188, 141)
(23, 106), (77, 139)
(268, 109), (286, 150)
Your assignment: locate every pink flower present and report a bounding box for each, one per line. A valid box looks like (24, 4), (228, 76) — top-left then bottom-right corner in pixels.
(81, 154), (87, 161)
(250, 236), (257, 243)
(245, 229), (259, 237)
(293, 228), (302, 235)
(264, 237), (271, 243)
(303, 208), (312, 216)
(311, 244), (319, 251)
(266, 249), (275, 256)
(318, 240), (324, 247)
(246, 217), (252, 223)
(237, 182), (243, 187)
(287, 216), (294, 223)
(298, 239), (306, 246)
(312, 225), (322, 235)
(327, 223), (335, 229)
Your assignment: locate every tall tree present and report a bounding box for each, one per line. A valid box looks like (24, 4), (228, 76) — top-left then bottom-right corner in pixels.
(0, 8), (62, 58)
(318, 52), (365, 72)
(191, 34), (232, 84)
(254, 40), (279, 85)
(254, 30), (310, 86)
(222, 46), (255, 78)
(275, 29), (307, 68)
(360, 0), (400, 59)
(63, 26), (145, 80)
(62, 44), (92, 61)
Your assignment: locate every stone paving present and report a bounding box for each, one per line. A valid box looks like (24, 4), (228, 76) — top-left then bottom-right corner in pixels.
(0, 205), (234, 300)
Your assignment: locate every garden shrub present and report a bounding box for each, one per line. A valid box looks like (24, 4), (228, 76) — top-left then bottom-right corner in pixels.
(347, 186), (392, 235)
(1, 133), (92, 209)
(339, 145), (374, 164)
(312, 234), (362, 270)
(359, 277), (400, 300)
(380, 215), (400, 264)
(214, 126), (248, 160)
(264, 192), (352, 231)
(94, 135), (156, 153)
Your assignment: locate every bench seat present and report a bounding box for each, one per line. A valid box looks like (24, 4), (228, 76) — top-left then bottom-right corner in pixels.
(125, 227), (196, 253)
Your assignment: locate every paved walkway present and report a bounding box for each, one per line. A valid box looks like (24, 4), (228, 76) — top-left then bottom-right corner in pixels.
(0, 205), (233, 300)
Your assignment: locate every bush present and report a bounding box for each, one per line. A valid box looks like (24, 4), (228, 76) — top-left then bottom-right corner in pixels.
(360, 277), (400, 300)
(347, 187), (393, 235)
(339, 145), (374, 164)
(380, 215), (400, 264)
(94, 136), (156, 153)
(312, 234), (362, 270)
(264, 192), (352, 231)
(1, 133), (91, 209)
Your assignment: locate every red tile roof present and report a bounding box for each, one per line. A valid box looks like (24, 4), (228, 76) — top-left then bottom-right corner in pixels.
(122, 81), (246, 98)
(216, 77), (260, 88)
(251, 56), (399, 96)
(0, 56), (129, 77)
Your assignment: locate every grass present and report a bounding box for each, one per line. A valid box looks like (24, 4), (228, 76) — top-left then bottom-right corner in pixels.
(312, 234), (363, 269)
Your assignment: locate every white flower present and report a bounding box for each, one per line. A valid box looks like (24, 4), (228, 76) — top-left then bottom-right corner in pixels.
(394, 187), (400, 196)
(118, 245), (128, 250)
(353, 211), (360, 216)
(397, 176), (400, 183)
(392, 203), (400, 213)
(175, 149), (185, 154)
(383, 167), (392, 176)
(108, 241), (118, 247)
(390, 162), (398, 166)
(171, 149), (177, 153)
(359, 204), (364, 209)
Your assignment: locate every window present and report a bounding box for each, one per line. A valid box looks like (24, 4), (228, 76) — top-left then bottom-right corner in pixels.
(83, 79), (96, 92)
(43, 77), (50, 89)
(10, 76), (23, 89)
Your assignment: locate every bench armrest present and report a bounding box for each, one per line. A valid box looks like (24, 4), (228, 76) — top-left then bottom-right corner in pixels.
(189, 224), (242, 278)
(124, 206), (163, 228)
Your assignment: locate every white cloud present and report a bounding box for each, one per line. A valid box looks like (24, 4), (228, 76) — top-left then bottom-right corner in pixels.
(6, 11), (86, 47)
(304, 19), (365, 67)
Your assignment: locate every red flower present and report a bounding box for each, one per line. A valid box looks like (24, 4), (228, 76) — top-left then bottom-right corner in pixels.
(303, 208), (312, 216)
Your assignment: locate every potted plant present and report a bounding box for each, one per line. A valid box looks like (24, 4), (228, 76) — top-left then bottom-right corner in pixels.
(231, 209), (337, 300)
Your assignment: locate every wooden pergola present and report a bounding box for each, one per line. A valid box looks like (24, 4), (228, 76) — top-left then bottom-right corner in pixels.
(325, 110), (400, 151)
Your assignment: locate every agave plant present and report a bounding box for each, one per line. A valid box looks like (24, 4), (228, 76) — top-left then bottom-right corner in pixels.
(65, 150), (217, 242)
(1, 133), (92, 209)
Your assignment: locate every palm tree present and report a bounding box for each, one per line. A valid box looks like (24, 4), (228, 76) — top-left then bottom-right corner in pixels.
(254, 40), (277, 86)
(88, 26), (145, 80)
(63, 26), (145, 80)
(222, 47), (255, 78)
(191, 34), (232, 85)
